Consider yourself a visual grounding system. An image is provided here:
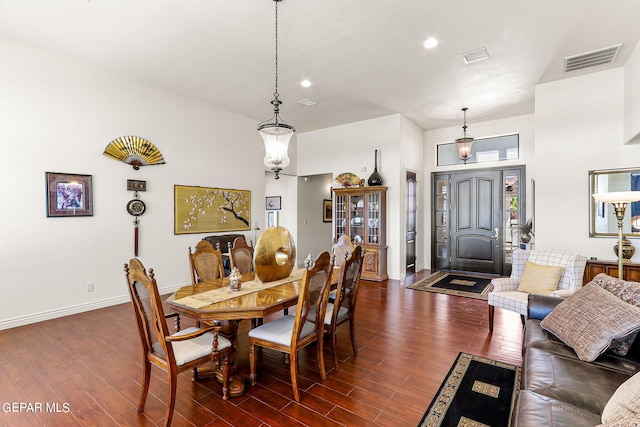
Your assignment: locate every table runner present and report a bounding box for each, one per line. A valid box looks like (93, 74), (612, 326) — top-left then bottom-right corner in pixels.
(172, 269), (305, 309)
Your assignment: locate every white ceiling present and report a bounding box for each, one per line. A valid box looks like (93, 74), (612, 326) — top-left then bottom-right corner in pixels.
(1, 0), (639, 132)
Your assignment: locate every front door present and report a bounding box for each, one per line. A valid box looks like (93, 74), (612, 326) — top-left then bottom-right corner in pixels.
(450, 170), (503, 274)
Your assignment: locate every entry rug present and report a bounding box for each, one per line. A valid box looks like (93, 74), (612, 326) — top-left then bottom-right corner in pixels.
(407, 271), (495, 300)
(418, 352), (521, 427)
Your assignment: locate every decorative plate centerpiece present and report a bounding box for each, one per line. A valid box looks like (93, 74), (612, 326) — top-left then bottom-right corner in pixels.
(334, 172), (363, 187)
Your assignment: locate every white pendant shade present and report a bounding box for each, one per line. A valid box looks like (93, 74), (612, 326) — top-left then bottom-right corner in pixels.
(592, 191), (640, 203)
(259, 124), (293, 173)
(456, 136), (474, 161)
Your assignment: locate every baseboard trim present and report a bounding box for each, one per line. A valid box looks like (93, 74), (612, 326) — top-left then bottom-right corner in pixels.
(0, 282), (187, 331)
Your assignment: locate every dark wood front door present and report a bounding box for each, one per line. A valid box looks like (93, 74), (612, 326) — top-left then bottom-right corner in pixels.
(450, 170), (502, 274)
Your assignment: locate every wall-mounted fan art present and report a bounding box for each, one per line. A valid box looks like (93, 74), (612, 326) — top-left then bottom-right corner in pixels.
(103, 135), (165, 170)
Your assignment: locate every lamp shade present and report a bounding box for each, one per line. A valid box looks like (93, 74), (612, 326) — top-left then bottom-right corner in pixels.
(259, 123), (293, 173)
(456, 136), (474, 161)
(592, 191), (640, 203)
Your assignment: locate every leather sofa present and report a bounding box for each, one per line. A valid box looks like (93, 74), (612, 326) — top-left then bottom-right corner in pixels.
(513, 293), (640, 426)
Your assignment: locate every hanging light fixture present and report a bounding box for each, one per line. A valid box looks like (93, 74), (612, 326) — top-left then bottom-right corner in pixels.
(258, 0), (295, 180)
(455, 107), (474, 164)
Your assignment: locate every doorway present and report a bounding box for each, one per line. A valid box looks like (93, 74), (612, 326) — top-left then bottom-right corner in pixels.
(432, 166), (525, 276)
(406, 170), (417, 275)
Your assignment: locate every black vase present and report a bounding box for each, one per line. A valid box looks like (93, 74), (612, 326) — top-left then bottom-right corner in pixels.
(368, 150), (383, 186)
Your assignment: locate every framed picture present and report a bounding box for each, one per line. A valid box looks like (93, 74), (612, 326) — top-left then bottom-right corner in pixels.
(266, 196), (281, 210)
(267, 211), (279, 227)
(323, 199), (332, 222)
(174, 185), (251, 234)
(45, 172), (93, 217)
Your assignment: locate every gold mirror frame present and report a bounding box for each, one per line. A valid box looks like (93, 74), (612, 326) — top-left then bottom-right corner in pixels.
(589, 167), (640, 237)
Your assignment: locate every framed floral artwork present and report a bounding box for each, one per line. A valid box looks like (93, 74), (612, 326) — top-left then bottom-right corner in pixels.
(174, 185), (251, 234)
(45, 172), (93, 217)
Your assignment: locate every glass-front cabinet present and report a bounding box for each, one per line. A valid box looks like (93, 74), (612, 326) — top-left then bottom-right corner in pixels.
(333, 186), (387, 281)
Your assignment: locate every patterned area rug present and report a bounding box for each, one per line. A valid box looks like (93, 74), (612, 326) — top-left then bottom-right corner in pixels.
(418, 352), (521, 427)
(407, 271), (496, 300)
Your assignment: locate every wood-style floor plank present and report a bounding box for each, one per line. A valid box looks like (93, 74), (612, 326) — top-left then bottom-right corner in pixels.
(0, 271), (523, 426)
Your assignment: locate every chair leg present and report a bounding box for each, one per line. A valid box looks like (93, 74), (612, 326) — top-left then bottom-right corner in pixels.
(488, 305), (495, 332)
(349, 316), (358, 357)
(138, 360), (151, 412)
(290, 350), (301, 402)
(331, 327), (340, 372)
(221, 353), (230, 400)
(520, 314), (526, 326)
(164, 369), (178, 427)
(317, 333), (327, 381)
(249, 344), (257, 386)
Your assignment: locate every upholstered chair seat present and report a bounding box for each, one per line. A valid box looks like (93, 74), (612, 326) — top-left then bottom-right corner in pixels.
(168, 327), (232, 366)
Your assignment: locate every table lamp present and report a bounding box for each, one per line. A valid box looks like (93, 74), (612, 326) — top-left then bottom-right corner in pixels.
(592, 191), (640, 279)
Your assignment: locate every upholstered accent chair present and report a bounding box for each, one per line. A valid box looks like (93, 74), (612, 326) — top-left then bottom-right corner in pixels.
(228, 236), (254, 274)
(487, 249), (588, 332)
(124, 258), (233, 426)
(248, 252), (333, 402)
(323, 245), (365, 371)
(189, 240), (224, 285)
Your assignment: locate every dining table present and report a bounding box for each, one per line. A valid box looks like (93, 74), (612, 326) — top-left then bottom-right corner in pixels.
(166, 267), (340, 397)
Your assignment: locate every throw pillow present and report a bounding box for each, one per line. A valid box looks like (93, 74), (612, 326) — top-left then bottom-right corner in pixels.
(592, 273), (640, 356)
(602, 372), (640, 424)
(516, 261), (563, 295)
(540, 283), (640, 362)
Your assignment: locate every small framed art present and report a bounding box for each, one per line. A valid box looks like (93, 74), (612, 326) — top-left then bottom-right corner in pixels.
(266, 196), (281, 210)
(323, 199), (332, 222)
(46, 172), (93, 217)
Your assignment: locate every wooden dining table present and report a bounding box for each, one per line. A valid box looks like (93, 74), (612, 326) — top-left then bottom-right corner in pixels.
(166, 268), (340, 397)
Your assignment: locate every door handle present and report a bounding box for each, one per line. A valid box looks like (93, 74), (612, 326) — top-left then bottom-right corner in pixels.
(493, 228), (499, 239)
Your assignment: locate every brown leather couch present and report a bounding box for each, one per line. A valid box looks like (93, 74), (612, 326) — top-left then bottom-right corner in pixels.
(514, 294), (640, 426)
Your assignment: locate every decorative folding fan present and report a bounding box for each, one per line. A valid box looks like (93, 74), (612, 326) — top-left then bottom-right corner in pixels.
(103, 136), (165, 170)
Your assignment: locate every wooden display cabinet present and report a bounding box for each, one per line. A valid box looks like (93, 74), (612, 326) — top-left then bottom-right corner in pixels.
(583, 259), (640, 284)
(333, 186), (388, 281)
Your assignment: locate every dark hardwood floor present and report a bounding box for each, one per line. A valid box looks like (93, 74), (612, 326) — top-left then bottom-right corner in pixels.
(0, 271), (523, 426)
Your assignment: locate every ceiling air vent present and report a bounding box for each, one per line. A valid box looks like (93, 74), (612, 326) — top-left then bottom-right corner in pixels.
(564, 44), (622, 73)
(297, 98), (317, 107)
(462, 47), (490, 64)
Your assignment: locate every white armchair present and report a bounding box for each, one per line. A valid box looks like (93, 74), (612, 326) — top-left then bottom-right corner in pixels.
(487, 249), (588, 332)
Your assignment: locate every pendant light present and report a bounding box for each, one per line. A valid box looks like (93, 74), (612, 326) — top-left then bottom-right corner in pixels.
(258, 0), (295, 180)
(455, 107), (474, 164)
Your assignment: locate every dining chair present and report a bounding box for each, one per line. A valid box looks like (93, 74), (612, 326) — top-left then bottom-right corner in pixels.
(323, 245), (365, 371)
(189, 240), (224, 285)
(124, 258), (233, 427)
(228, 236), (254, 274)
(248, 251), (333, 402)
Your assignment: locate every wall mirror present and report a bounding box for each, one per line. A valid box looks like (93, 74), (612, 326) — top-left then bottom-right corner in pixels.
(589, 168), (640, 237)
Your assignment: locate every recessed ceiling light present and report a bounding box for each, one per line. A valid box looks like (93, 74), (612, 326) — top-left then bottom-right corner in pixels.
(300, 79), (312, 88)
(424, 37), (438, 49)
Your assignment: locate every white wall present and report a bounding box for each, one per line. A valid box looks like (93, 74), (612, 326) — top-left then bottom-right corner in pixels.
(535, 67), (640, 261)
(625, 40), (640, 144)
(0, 36), (267, 329)
(296, 174), (333, 265)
